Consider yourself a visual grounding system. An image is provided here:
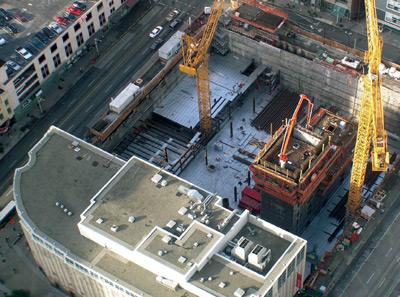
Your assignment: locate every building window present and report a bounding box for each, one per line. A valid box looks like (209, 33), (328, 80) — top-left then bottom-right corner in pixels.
(53, 54), (61, 68)
(50, 43), (58, 53)
(86, 12), (92, 21)
(62, 33), (69, 42)
(87, 22), (95, 36)
(0, 114), (3, 120)
(38, 54), (46, 64)
(65, 43), (73, 57)
(41, 64), (49, 78)
(266, 288), (273, 297)
(288, 260), (295, 277)
(76, 32), (84, 47)
(7, 107), (11, 114)
(97, 2), (104, 11)
(109, 0), (114, 6)
(110, 7), (115, 14)
(297, 247), (305, 266)
(4, 99), (9, 106)
(74, 23), (81, 32)
(99, 12), (106, 26)
(278, 271), (286, 290)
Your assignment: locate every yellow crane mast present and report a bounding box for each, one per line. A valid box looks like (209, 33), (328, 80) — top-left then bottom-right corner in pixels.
(345, 0), (390, 223)
(179, 0), (224, 136)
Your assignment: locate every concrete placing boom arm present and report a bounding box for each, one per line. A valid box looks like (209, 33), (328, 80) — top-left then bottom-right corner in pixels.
(179, 0), (224, 135)
(345, 0), (390, 222)
(279, 94), (313, 168)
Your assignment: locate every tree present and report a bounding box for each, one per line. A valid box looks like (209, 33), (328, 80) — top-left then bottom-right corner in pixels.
(11, 290), (31, 297)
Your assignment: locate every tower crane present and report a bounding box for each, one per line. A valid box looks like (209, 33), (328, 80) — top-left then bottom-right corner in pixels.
(179, 0), (224, 136)
(345, 0), (390, 224)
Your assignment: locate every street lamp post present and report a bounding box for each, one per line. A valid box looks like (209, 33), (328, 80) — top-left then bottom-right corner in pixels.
(94, 38), (100, 55)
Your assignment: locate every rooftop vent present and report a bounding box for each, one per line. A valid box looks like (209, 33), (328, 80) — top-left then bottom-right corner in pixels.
(178, 256), (187, 263)
(161, 180), (168, 187)
(234, 288), (245, 297)
(156, 276), (179, 292)
(96, 218), (104, 224)
(162, 235), (172, 244)
(151, 173), (163, 184)
(68, 140), (79, 149)
(92, 161), (99, 167)
(111, 225), (119, 232)
(128, 216), (136, 223)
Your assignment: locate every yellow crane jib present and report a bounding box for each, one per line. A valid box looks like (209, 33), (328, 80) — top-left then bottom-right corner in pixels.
(179, 0), (224, 135)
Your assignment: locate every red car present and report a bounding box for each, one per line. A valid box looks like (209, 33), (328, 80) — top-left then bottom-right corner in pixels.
(67, 7), (82, 15)
(14, 13), (27, 22)
(55, 17), (68, 25)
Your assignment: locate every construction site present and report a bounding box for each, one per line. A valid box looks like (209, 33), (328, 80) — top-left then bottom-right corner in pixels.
(77, 0), (400, 295)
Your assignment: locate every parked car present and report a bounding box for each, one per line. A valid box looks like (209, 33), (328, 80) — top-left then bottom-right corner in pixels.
(150, 38), (163, 51)
(6, 67), (15, 77)
(35, 31), (49, 44)
(149, 26), (163, 38)
(10, 54), (25, 65)
(7, 60), (21, 71)
(55, 16), (69, 25)
(26, 43), (39, 55)
(0, 16), (6, 27)
(42, 27), (56, 39)
(49, 22), (63, 34)
(0, 8), (12, 21)
(15, 46), (33, 60)
(4, 24), (18, 34)
(31, 38), (45, 49)
(73, 2), (87, 11)
(169, 19), (181, 30)
(341, 56), (360, 70)
(0, 35), (6, 45)
(67, 7), (82, 16)
(63, 12), (76, 21)
(13, 13), (27, 23)
(166, 9), (179, 22)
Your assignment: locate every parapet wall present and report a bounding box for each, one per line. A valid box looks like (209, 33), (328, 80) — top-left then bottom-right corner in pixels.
(227, 30), (400, 134)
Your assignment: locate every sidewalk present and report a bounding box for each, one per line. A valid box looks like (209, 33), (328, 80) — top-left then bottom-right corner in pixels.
(0, 1), (152, 162)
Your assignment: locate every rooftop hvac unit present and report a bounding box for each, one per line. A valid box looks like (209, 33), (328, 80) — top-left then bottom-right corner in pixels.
(234, 288), (245, 297)
(156, 276), (179, 291)
(151, 173), (163, 184)
(187, 189), (204, 201)
(178, 185), (190, 195)
(231, 237), (254, 261)
(111, 225), (119, 232)
(248, 244), (271, 270)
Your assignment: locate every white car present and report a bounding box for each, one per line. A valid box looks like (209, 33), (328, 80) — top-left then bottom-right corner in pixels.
(7, 60), (21, 71)
(49, 22), (64, 34)
(16, 47), (33, 60)
(0, 35), (6, 46)
(149, 26), (163, 38)
(341, 56), (360, 70)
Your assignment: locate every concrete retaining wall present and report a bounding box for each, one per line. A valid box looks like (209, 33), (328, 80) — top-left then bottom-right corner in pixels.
(228, 30), (400, 134)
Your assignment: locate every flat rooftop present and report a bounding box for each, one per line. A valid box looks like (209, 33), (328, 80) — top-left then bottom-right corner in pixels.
(15, 126), (306, 296)
(14, 127), (124, 261)
(0, 1), (94, 63)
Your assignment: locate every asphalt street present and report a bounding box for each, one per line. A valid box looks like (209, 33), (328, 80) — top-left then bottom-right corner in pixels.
(0, 0), (213, 196)
(330, 191), (400, 297)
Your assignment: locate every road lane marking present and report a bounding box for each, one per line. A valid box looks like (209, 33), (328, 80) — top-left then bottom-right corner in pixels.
(379, 278), (386, 288)
(124, 65), (131, 73)
(7, 189), (13, 196)
(397, 256), (400, 263)
(67, 124), (74, 132)
(30, 138), (39, 147)
(88, 79), (95, 87)
(85, 104), (94, 113)
(9, 160), (17, 168)
(123, 43), (131, 50)
(68, 101), (74, 107)
(367, 273), (374, 284)
(141, 48), (148, 55)
(105, 84), (113, 93)
(50, 119), (57, 126)
(59, 5), (152, 129)
(385, 247), (392, 257)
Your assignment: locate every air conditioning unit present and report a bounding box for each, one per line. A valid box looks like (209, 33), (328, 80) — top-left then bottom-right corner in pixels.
(248, 244), (271, 270)
(231, 237), (254, 261)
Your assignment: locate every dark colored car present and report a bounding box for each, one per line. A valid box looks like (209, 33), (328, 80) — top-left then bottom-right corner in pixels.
(6, 67), (15, 77)
(26, 43), (39, 55)
(169, 19), (181, 30)
(42, 27), (56, 39)
(0, 8), (12, 21)
(35, 31), (49, 44)
(4, 24), (18, 34)
(150, 38), (163, 51)
(73, 2), (87, 11)
(10, 54), (25, 65)
(14, 13), (27, 22)
(62, 12), (75, 21)
(31, 38), (45, 49)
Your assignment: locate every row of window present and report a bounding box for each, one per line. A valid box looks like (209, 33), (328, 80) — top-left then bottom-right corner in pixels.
(0, 98), (12, 120)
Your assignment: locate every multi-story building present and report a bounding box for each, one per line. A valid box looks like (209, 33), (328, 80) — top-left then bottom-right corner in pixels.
(0, 0), (139, 128)
(13, 126), (307, 297)
(376, 0), (400, 31)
